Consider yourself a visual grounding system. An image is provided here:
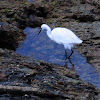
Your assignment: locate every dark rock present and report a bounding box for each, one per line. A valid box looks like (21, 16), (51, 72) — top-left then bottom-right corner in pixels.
(72, 14), (95, 22)
(0, 0), (48, 29)
(0, 49), (99, 100)
(0, 22), (25, 50)
(35, 7), (48, 18)
(26, 15), (42, 27)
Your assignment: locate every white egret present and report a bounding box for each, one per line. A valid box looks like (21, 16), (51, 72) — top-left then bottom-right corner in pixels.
(39, 24), (82, 59)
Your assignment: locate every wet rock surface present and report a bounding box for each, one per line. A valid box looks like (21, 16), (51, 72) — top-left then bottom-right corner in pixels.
(0, 22), (25, 50)
(0, 0), (47, 29)
(0, 0), (100, 99)
(0, 49), (100, 99)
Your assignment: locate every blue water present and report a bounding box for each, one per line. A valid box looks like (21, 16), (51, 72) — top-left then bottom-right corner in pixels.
(28, 0), (34, 2)
(16, 27), (100, 88)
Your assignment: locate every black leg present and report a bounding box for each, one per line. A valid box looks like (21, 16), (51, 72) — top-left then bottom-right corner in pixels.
(64, 49), (68, 67)
(68, 49), (74, 59)
(65, 49), (68, 60)
(64, 49), (67, 67)
(64, 49), (74, 68)
(69, 58), (74, 69)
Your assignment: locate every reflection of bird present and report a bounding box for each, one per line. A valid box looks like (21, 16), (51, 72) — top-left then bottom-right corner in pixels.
(64, 57), (75, 69)
(39, 24), (82, 59)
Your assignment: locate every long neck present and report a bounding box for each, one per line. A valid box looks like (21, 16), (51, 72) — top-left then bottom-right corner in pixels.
(46, 25), (52, 38)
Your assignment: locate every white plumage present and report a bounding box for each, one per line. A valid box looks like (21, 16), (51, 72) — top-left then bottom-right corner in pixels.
(39, 24), (82, 59)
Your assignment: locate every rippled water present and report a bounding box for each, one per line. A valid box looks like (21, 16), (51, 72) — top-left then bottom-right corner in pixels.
(16, 27), (100, 88)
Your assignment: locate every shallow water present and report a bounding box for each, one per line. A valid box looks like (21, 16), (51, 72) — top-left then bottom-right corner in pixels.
(28, 0), (34, 2)
(16, 27), (100, 88)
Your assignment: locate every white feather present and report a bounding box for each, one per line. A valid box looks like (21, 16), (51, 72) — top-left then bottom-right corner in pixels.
(41, 24), (82, 50)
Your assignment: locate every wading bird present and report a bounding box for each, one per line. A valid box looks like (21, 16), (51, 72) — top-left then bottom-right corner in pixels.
(39, 24), (82, 59)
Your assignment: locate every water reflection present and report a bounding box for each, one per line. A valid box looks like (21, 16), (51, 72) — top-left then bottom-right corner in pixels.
(28, 0), (34, 2)
(16, 27), (100, 88)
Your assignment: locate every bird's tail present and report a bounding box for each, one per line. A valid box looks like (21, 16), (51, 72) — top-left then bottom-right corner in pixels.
(78, 39), (83, 44)
(75, 37), (83, 44)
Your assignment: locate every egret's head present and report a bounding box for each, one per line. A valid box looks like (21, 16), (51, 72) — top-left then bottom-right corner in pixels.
(41, 24), (48, 30)
(38, 24), (48, 35)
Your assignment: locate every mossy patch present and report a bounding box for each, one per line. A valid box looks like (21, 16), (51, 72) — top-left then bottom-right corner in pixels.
(5, 9), (11, 14)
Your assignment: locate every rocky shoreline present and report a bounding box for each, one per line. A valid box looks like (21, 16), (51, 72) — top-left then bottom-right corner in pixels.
(0, 48), (100, 99)
(0, 0), (100, 99)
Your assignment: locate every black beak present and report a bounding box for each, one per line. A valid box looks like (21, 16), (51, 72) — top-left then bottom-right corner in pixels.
(38, 28), (42, 35)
